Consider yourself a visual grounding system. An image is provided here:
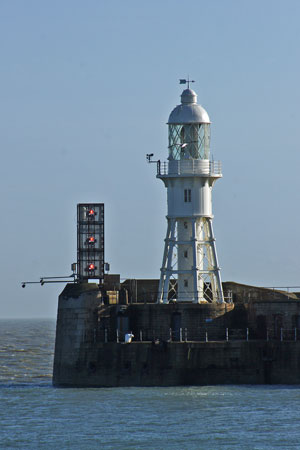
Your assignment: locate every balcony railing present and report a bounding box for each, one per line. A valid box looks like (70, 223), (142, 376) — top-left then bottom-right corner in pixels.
(88, 326), (300, 343)
(157, 160), (222, 176)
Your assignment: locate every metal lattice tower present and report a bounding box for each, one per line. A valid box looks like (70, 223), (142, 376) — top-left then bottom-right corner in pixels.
(156, 86), (224, 304)
(77, 203), (104, 283)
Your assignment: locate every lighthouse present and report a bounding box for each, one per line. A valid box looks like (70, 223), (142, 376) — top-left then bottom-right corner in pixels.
(155, 83), (224, 304)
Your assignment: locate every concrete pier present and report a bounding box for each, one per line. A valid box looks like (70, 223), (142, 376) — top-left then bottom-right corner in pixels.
(53, 283), (300, 387)
(54, 340), (300, 387)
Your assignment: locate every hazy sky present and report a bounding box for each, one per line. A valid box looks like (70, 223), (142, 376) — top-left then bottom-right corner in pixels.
(1, 0), (300, 318)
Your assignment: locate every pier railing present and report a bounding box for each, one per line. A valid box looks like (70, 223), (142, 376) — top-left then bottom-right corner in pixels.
(91, 327), (300, 344)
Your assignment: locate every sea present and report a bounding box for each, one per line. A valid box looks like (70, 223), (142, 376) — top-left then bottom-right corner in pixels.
(1, 319), (300, 450)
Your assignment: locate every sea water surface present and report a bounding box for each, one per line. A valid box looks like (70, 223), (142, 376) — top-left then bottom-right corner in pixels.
(1, 319), (300, 449)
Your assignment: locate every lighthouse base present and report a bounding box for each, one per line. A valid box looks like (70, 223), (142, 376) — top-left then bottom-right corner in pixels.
(157, 216), (224, 304)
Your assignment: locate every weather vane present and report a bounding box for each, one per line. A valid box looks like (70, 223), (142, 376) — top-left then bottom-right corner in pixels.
(179, 77), (195, 89)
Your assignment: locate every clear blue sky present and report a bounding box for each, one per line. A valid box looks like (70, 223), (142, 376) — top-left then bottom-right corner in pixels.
(1, 0), (299, 318)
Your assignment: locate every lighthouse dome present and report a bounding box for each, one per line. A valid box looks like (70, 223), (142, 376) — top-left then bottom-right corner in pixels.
(168, 88), (210, 124)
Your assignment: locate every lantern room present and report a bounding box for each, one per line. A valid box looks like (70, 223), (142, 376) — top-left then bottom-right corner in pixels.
(168, 89), (211, 161)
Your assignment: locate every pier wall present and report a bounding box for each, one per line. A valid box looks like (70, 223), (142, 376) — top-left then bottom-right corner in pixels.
(54, 338), (300, 387)
(53, 284), (300, 387)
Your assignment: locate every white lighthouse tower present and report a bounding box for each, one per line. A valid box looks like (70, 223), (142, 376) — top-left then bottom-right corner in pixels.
(155, 83), (224, 304)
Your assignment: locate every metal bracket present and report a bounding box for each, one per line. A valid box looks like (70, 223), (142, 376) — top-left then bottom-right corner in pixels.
(146, 153), (161, 174)
(21, 267), (77, 288)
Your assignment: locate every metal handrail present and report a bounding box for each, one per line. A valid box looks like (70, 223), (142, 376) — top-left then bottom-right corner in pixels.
(158, 160), (222, 176)
(93, 326), (300, 344)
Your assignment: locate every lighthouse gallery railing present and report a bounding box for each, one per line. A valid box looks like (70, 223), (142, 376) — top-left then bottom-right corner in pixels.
(158, 160), (222, 176)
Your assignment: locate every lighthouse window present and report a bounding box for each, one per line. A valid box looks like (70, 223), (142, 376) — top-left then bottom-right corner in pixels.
(184, 251), (188, 258)
(184, 222), (188, 229)
(184, 279), (188, 288)
(184, 189), (191, 203)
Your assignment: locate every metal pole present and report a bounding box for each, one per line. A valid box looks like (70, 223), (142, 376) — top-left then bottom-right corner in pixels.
(140, 330), (142, 341)
(205, 331), (208, 342)
(246, 328), (249, 341)
(226, 328), (229, 342)
(180, 328), (182, 342)
(191, 218), (200, 303)
(105, 329), (108, 343)
(169, 328), (172, 341)
(162, 219), (176, 303)
(157, 220), (171, 303)
(116, 329), (119, 343)
(207, 219), (224, 303)
(185, 328), (187, 342)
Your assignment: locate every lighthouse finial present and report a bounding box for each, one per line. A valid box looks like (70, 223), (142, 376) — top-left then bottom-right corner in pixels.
(179, 77), (195, 89)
